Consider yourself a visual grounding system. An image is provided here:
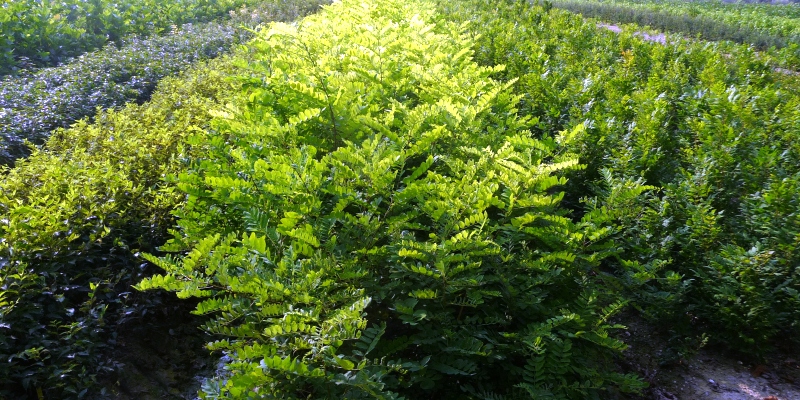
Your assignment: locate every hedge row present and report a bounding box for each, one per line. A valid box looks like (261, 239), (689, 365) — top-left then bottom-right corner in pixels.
(0, 0), (267, 75)
(0, 0), (328, 166)
(0, 54), (241, 399)
(552, 0), (800, 53)
(0, 2), (329, 397)
(570, 0), (800, 35)
(0, 55), (241, 398)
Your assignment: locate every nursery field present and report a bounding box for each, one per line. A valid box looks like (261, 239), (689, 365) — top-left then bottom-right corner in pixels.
(2, 0), (800, 398)
(0, 0), (281, 75)
(553, 0), (800, 66)
(554, 0), (800, 37)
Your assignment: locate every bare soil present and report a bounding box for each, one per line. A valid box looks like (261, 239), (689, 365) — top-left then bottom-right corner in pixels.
(619, 316), (800, 400)
(598, 23), (668, 44)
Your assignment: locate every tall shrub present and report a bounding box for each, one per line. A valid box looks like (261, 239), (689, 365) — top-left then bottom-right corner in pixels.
(138, 0), (646, 398)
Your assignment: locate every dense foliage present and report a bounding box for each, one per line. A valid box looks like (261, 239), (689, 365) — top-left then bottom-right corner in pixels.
(0, 22), (238, 167)
(137, 0), (647, 398)
(0, 0), (274, 75)
(0, 0), (328, 166)
(438, 0), (800, 357)
(557, 0), (800, 36)
(0, 1), (331, 396)
(3, 0), (800, 397)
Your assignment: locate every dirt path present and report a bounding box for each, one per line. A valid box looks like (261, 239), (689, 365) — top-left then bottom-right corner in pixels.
(644, 350), (800, 400)
(619, 316), (800, 400)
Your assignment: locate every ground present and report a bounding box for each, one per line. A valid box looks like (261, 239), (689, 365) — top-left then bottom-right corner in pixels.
(620, 314), (800, 400)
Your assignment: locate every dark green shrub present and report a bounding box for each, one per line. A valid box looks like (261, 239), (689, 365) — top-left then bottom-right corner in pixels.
(0, 0), (287, 75)
(0, 23), (238, 166)
(137, 0), (647, 398)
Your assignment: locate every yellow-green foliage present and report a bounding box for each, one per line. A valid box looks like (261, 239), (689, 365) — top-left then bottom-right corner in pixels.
(1, 58), (236, 261)
(138, 0), (646, 398)
(4, 0), (800, 398)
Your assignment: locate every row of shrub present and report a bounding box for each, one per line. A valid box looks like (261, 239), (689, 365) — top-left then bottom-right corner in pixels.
(557, 0), (800, 36)
(4, 0), (800, 398)
(0, 0), (328, 167)
(552, 0), (800, 57)
(0, 55), (239, 399)
(0, 0), (272, 75)
(437, 0), (800, 359)
(0, 1), (329, 397)
(135, 0), (649, 398)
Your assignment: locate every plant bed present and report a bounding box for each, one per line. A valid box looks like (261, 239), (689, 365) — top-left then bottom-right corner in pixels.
(137, 0), (648, 397)
(0, 0), (329, 166)
(0, 0), (278, 75)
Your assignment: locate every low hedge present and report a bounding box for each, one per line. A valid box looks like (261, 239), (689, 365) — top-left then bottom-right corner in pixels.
(0, 54), (243, 398)
(0, 0), (328, 166)
(552, 0), (800, 51)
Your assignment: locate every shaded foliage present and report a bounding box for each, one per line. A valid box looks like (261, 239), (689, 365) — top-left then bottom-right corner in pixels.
(0, 54), (240, 399)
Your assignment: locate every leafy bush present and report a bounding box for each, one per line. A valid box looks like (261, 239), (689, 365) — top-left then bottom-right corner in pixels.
(0, 0), (328, 166)
(137, 0), (647, 398)
(0, 57), (240, 399)
(436, 0), (800, 356)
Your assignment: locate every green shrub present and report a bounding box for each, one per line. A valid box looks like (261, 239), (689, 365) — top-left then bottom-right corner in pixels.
(549, 0), (800, 70)
(137, 0), (646, 398)
(0, 57), (239, 399)
(0, 0), (328, 166)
